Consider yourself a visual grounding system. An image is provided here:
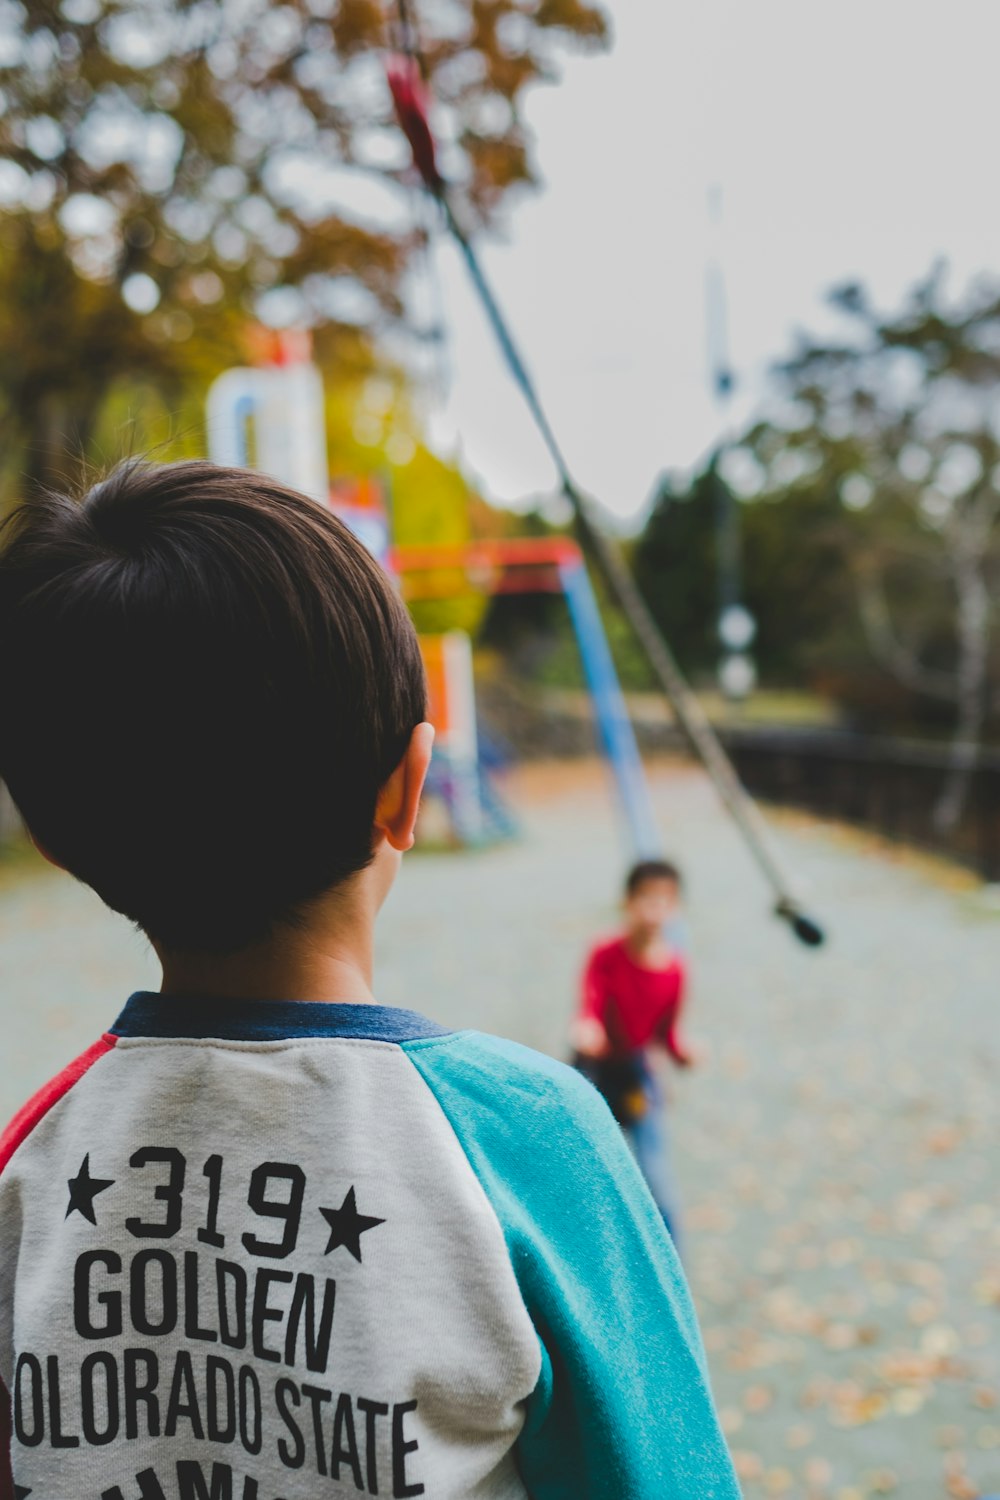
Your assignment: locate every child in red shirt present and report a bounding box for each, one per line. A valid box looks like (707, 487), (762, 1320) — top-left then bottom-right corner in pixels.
(572, 859), (693, 1246)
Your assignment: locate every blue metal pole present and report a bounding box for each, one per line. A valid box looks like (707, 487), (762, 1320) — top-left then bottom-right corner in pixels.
(560, 560), (660, 859)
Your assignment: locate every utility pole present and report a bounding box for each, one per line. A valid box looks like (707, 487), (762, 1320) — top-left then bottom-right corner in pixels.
(705, 186), (756, 700)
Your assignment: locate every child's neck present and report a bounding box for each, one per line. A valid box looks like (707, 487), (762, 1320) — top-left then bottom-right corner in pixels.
(158, 943), (375, 1005)
(156, 877), (379, 1005)
(624, 926), (671, 964)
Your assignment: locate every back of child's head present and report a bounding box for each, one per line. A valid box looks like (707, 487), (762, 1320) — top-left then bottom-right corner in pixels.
(0, 460), (426, 952)
(625, 858), (682, 898)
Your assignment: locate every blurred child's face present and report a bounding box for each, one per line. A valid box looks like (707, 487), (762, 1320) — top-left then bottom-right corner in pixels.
(624, 877), (680, 938)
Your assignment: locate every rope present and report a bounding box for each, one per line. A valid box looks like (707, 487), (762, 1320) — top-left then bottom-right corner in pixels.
(384, 18), (825, 947)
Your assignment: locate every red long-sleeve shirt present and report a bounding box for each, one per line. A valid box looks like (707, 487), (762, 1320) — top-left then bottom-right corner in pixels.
(579, 936), (689, 1063)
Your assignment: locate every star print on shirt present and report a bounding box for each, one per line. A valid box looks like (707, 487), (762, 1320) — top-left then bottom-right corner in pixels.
(14, 1485), (32, 1499)
(65, 1154), (114, 1225)
(319, 1187), (385, 1262)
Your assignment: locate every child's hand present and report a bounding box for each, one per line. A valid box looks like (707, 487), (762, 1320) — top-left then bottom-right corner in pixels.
(674, 1039), (706, 1069)
(572, 1016), (609, 1058)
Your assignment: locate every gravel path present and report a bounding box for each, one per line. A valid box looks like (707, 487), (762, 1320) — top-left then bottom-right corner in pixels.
(2, 757), (998, 1500)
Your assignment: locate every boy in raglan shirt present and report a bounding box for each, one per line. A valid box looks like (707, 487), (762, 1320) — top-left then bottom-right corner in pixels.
(0, 461), (739, 1500)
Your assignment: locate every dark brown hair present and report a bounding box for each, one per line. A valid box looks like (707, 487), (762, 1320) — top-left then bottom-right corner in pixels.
(0, 460), (427, 951)
(625, 859), (682, 897)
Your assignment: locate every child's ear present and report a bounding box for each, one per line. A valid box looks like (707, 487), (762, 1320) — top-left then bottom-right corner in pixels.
(374, 722), (435, 853)
(27, 830), (67, 872)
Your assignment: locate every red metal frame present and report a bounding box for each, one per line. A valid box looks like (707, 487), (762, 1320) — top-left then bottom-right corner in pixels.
(390, 537), (582, 597)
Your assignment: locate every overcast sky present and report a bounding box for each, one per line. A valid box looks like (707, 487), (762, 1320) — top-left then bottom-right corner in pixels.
(420, 0), (1000, 524)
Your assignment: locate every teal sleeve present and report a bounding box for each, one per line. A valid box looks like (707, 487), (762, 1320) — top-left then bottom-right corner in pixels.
(402, 1031), (740, 1500)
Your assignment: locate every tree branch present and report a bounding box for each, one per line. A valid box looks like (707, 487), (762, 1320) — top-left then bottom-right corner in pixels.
(853, 562), (958, 701)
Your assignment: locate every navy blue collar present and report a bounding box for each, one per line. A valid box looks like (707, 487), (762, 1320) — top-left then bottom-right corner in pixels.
(111, 992), (450, 1044)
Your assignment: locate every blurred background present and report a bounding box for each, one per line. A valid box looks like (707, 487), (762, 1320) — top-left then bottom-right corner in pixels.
(1, 2), (999, 1496)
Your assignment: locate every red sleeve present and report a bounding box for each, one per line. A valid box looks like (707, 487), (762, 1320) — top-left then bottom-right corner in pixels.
(0, 1034), (117, 1178)
(578, 943), (610, 1025)
(661, 959), (691, 1065)
(0, 1377), (12, 1500)
(0, 1035), (118, 1500)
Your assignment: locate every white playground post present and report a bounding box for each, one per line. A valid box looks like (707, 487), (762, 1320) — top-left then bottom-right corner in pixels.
(423, 631), (483, 845)
(207, 345), (486, 847)
(206, 336), (330, 505)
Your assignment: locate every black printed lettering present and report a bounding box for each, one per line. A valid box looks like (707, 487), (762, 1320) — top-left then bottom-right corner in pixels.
(176, 1460), (232, 1500)
(124, 1349), (160, 1439)
(74, 1250), (123, 1339)
(330, 1391), (363, 1490)
(13, 1354), (43, 1447)
(80, 1351), (118, 1445)
(101, 1467), (167, 1500)
(274, 1379), (305, 1470)
(101, 1464), (267, 1500)
(198, 1156), (226, 1249)
(205, 1356), (236, 1444)
(164, 1350), (205, 1440)
(238, 1366), (262, 1455)
(216, 1260), (248, 1351)
(47, 1354), (81, 1447)
(104, 1464), (263, 1500)
(284, 1275), (336, 1374)
(127, 1148), (187, 1239)
(131, 1249), (179, 1337)
(250, 1269), (292, 1363)
(358, 1398), (389, 1495)
(391, 1400), (424, 1499)
(299, 1384), (331, 1478)
(184, 1251), (219, 1343)
(242, 1164), (306, 1261)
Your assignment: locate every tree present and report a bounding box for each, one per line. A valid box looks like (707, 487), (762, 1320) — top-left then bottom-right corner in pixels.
(323, 369), (496, 635)
(0, 0), (607, 486)
(633, 460), (853, 692)
(737, 267), (1000, 827)
(633, 466), (727, 680)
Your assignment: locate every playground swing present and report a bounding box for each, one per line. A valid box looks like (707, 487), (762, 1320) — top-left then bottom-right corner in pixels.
(206, 42), (827, 946)
(385, 41), (825, 948)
